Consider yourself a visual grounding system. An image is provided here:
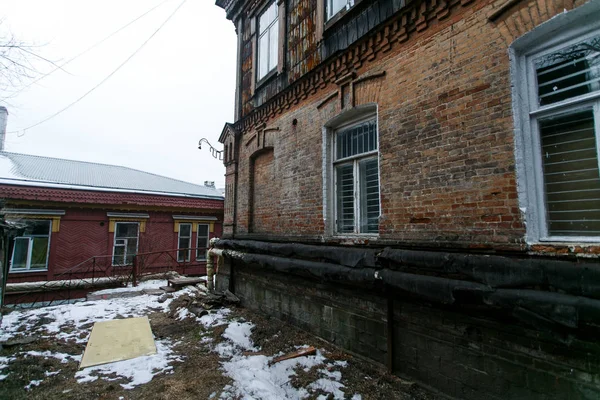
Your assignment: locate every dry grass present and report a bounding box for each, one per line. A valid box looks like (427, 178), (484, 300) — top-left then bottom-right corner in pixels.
(0, 299), (438, 400)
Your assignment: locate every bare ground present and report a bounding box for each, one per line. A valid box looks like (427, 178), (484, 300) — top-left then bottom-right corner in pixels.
(0, 296), (439, 400)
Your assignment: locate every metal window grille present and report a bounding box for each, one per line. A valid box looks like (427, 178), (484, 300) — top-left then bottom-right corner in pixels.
(333, 118), (380, 234)
(531, 32), (600, 238)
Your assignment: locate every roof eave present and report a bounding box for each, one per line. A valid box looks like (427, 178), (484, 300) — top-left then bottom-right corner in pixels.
(219, 122), (238, 143)
(215, 0), (244, 21)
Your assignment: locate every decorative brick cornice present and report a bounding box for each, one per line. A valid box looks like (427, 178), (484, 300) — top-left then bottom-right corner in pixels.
(233, 0), (476, 135)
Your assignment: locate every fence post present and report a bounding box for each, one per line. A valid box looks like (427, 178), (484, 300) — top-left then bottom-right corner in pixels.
(92, 257), (96, 284)
(132, 256), (138, 287)
(206, 243), (214, 293)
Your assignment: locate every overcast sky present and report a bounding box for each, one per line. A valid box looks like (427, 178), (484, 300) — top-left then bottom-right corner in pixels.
(0, 0), (236, 189)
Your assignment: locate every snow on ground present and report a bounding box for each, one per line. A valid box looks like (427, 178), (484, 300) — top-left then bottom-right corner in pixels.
(23, 350), (82, 364)
(198, 307), (231, 328)
(90, 280), (166, 296)
(213, 320), (359, 400)
(0, 286), (195, 343)
(0, 282), (195, 390)
(0, 355), (16, 381)
(24, 379), (43, 390)
(75, 340), (184, 389)
(2, 283), (362, 398)
(215, 321), (259, 357)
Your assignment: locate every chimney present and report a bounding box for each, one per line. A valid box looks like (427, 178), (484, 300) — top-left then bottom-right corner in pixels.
(204, 181), (215, 188)
(0, 106), (7, 151)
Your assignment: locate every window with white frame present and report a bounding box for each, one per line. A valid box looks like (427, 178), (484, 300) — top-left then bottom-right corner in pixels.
(10, 220), (52, 272)
(112, 222), (139, 265)
(327, 0), (354, 21)
(332, 118), (380, 234)
(196, 224), (210, 261)
(177, 223), (192, 262)
(514, 18), (600, 241)
(257, 2), (278, 81)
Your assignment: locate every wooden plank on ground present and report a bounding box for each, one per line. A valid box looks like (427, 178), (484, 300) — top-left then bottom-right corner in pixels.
(271, 346), (316, 364)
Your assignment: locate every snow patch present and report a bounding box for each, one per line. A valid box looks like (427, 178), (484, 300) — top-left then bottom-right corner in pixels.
(75, 340), (182, 389)
(0, 355), (15, 379)
(89, 280), (165, 295)
(198, 308), (231, 328)
(310, 378), (346, 399)
(175, 307), (191, 321)
(0, 287), (195, 343)
(24, 350), (81, 363)
(221, 351), (328, 400)
(214, 320), (352, 400)
(24, 379), (43, 390)
(222, 322), (258, 352)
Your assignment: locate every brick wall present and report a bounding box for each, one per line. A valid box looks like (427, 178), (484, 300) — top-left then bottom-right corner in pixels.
(225, 0), (598, 253)
(6, 207), (223, 283)
(231, 264), (600, 399)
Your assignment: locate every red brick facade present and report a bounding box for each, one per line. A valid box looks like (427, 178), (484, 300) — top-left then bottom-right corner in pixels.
(3, 185), (223, 284)
(221, 0), (598, 255)
(215, 0), (600, 398)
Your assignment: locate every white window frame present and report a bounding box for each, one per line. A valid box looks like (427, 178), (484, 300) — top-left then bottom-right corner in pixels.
(322, 105), (380, 237)
(327, 0), (354, 21)
(511, 3), (600, 243)
(196, 223), (210, 261)
(257, 1), (279, 81)
(9, 220), (52, 273)
(177, 223), (192, 262)
(112, 222), (139, 266)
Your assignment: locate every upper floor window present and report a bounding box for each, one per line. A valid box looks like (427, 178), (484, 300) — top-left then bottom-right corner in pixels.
(332, 118), (380, 234)
(512, 12), (600, 242)
(10, 220), (52, 272)
(327, 0), (354, 21)
(257, 2), (278, 81)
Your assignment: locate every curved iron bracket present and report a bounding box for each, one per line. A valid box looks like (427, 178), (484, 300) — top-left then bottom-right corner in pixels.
(198, 138), (223, 160)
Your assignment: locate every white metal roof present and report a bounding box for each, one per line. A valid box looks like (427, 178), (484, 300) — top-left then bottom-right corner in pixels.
(0, 151), (223, 199)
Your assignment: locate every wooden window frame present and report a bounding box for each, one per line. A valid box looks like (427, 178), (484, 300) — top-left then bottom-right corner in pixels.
(323, 105), (380, 237)
(112, 222), (140, 266)
(511, 4), (600, 243)
(177, 223), (192, 262)
(196, 223), (210, 261)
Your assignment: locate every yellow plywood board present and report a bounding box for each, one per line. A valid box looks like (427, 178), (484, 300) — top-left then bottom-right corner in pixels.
(79, 316), (156, 369)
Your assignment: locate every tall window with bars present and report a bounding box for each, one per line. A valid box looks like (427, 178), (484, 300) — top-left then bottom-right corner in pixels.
(525, 31), (600, 239)
(333, 118), (380, 234)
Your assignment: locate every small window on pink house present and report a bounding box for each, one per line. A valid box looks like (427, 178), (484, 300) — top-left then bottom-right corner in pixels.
(177, 223), (192, 262)
(10, 220), (52, 272)
(196, 224), (210, 261)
